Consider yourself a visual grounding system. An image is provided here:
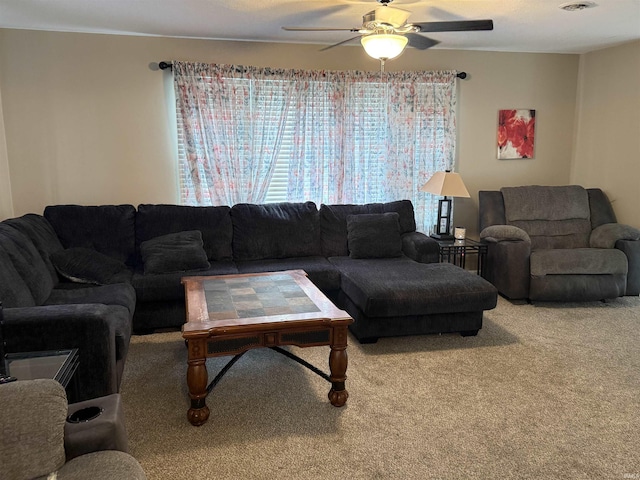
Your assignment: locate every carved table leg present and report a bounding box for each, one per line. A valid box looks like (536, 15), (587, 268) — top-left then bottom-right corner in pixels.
(186, 339), (210, 426)
(328, 326), (349, 407)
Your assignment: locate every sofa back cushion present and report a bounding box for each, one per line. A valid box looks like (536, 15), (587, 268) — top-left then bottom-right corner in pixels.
(382, 200), (417, 234)
(320, 200), (416, 257)
(478, 191), (507, 231)
(347, 213), (403, 259)
(231, 202), (322, 261)
(0, 224), (54, 305)
(50, 247), (132, 285)
(587, 188), (617, 229)
(136, 204), (233, 263)
(501, 185), (592, 250)
(44, 205), (137, 266)
(140, 230), (211, 274)
(3, 214), (63, 284)
(0, 246), (36, 307)
(320, 203), (383, 257)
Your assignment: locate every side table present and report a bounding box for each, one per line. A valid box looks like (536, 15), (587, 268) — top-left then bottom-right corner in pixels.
(435, 238), (488, 276)
(4, 349), (80, 401)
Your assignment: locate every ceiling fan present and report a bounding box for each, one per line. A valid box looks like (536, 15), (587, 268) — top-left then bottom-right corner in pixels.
(282, 0), (493, 67)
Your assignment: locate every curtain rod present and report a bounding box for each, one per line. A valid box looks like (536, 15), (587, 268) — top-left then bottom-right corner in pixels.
(158, 62), (467, 79)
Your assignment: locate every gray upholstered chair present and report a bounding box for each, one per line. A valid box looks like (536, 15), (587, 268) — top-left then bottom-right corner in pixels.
(478, 185), (640, 302)
(0, 379), (146, 480)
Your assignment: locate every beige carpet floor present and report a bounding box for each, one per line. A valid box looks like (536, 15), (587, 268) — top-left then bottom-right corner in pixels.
(121, 296), (640, 479)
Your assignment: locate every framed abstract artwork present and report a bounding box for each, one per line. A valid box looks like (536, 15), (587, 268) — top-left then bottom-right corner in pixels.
(497, 109), (536, 159)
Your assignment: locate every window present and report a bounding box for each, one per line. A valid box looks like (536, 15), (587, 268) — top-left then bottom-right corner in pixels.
(173, 62), (457, 232)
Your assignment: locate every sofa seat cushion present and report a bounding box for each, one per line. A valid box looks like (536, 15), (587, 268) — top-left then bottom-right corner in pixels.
(235, 256), (341, 292)
(530, 248), (628, 276)
(132, 261), (238, 302)
(45, 283), (137, 317)
(329, 256), (497, 318)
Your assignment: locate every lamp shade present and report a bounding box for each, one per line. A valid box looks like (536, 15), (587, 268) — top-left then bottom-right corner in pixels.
(361, 34), (408, 60)
(420, 171), (470, 198)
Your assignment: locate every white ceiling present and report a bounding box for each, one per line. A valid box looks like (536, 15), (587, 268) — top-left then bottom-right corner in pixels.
(0, 0), (639, 54)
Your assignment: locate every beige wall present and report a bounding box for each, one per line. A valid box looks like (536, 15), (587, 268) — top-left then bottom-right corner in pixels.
(0, 87), (13, 219)
(0, 29), (581, 235)
(572, 40), (640, 228)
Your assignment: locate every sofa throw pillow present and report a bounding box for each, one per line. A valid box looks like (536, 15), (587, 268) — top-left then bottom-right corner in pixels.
(140, 230), (210, 274)
(50, 247), (130, 285)
(347, 213), (403, 259)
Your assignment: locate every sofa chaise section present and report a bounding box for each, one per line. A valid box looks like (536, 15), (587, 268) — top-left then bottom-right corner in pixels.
(331, 258), (497, 342)
(319, 201), (497, 343)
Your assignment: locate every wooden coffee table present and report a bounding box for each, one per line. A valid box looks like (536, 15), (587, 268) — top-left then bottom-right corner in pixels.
(181, 270), (353, 426)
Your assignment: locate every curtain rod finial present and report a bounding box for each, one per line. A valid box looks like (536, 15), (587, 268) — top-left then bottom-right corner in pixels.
(159, 61), (173, 70)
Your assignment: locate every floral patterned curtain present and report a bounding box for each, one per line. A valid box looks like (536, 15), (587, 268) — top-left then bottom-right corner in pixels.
(285, 70), (456, 232)
(173, 62), (457, 233)
(173, 62), (295, 205)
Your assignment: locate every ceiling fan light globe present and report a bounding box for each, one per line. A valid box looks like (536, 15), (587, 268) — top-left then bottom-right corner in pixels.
(361, 34), (408, 60)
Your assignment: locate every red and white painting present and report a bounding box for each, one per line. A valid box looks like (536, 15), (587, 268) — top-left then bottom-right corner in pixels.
(497, 109), (536, 159)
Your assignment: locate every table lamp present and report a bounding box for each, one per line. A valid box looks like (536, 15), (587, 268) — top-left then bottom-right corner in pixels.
(420, 170), (470, 240)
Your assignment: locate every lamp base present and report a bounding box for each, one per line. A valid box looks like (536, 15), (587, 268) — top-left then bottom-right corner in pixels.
(430, 233), (454, 241)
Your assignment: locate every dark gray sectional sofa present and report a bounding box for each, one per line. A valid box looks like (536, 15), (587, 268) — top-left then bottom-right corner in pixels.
(0, 214), (134, 401)
(0, 200), (497, 399)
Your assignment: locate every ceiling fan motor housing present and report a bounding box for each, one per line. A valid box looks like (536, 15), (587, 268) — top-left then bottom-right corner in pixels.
(282, 0), (493, 55)
(363, 6), (411, 29)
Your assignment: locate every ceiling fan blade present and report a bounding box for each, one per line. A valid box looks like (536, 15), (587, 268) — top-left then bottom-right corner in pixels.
(320, 35), (363, 52)
(282, 26), (361, 32)
(406, 33), (440, 50)
(412, 19), (494, 33)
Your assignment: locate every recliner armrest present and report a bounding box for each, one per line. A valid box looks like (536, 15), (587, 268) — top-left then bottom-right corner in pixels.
(615, 238), (640, 296)
(479, 225), (531, 300)
(0, 379), (68, 479)
(401, 231), (439, 263)
(590, 223), (640, 249)
(3, 304), (122, 400)
(65, 393), (129, 461)
(480, 225), (531, 244)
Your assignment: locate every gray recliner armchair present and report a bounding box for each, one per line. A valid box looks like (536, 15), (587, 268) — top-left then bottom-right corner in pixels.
(0, 379), (146, 480)
(478, 185), (640, 302)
